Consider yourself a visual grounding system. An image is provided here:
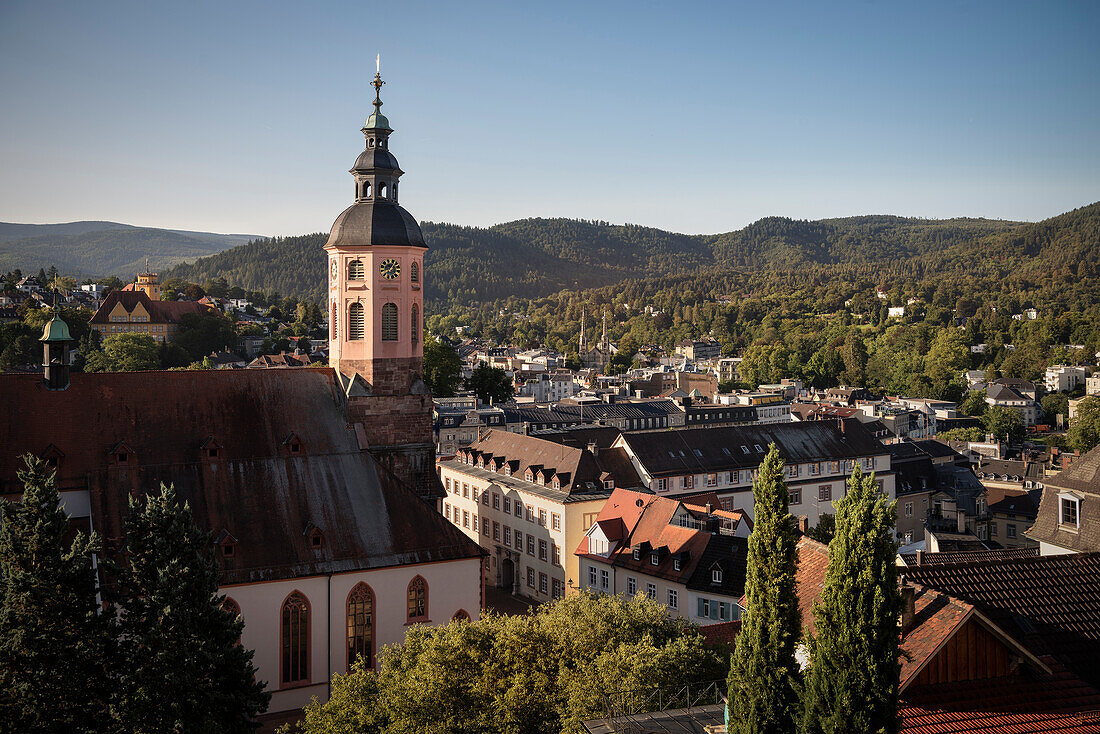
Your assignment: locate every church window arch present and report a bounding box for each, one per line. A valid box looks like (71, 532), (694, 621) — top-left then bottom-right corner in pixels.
(349, 303), (365, 340)
(411, 304), (419, 344)
(391, 183), (397, 201)
(452, 609), (471, 622)
(381, 303), (398, 342)
(410, 261), (419, 283)
(361, 181), (371, 199)
(407, 575), (428, 622)
(346, 583), (375, 671)
(280, 591), (310, 686)
(368, 138), (375, 148)
(379, 182), (388, 199)
(348, 259), (365, 281)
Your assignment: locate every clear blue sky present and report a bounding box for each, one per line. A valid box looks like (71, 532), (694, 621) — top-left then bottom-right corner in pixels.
(1, 0), (1097, 236)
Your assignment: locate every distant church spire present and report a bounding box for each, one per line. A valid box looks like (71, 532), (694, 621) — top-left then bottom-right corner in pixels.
(601, 312), (608, 351)
(579, 307), (587, 351)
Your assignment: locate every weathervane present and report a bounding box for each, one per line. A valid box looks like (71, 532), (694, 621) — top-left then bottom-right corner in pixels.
(372, 53), (384, 111)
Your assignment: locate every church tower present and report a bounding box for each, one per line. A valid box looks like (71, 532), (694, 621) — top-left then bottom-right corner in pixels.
(324, 69), (438, 501)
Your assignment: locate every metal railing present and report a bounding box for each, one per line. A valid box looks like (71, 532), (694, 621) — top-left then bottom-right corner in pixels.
(600, 679), (725, 733)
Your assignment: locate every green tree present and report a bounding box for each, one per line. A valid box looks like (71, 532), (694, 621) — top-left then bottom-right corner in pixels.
(84, 333), (161, 372)
(0, 456), (114, 733)
(1067, 397), (1100, 454)
(982, 405), (1025, 444)
(728, 445), (801, 734)
(423, 336), (462, 397)
(173, 310), (239, 361)
(841, 331), (869, 387)
(937, 426), (986, 442)
(806, 514), (835, 544)
(465, 363), (514, 404)
(288, 592), (724, 734)
(1041, 393), (1070, 424)
(923, 329), (968, 400)
(114, 484), (269, 732)
(801, 466), (901, 734)
(959, 390), (988, 417)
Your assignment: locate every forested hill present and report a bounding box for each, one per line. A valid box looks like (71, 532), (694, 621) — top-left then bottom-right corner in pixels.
(0, 221), (256, 277)
(163, 203), (1099, 309)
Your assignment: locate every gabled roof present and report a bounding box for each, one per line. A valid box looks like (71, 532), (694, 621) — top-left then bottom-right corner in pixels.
(90, 290), (212, 325)
(986, 383), (1028, 403)
(1027, 445), (1100, 551)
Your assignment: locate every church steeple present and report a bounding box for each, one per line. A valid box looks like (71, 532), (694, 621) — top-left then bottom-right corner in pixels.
(350, 66), (402, 204)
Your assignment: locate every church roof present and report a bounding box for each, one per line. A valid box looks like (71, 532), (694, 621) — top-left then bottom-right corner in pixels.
(326, 199), (425, 249)
(352, 146), (401, 172)
(0, 369), (482, 585)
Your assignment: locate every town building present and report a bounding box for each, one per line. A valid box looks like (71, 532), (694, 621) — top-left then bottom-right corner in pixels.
(1026, 444), (1100, 555)
(578, 310), (616, 371)
(576, 489), (751, 624)
(674, 338), (722, 363)
(437, 432), (644, 602)
(90, 277), (213, 343)
(1045, 364), (1089, 393)
(985, 382), (1040, 428)
(1, 74), (485, 728)
(516, 370), (578, 402)
(500, 398), (686, 434)
(614, 419), (894, 527)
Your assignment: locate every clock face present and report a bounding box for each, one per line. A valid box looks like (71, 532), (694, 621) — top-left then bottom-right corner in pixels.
(330, 259), (338, 282)
(379, 258), (400, 280)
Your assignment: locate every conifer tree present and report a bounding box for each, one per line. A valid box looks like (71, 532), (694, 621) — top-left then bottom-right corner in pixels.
(114, 483), (269, 733)
(727, 445), (801, 733)
(801, 466), (902, 734)
(0, 455), (114, 734)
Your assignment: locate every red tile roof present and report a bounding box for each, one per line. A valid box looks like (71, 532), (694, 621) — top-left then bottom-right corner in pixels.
(90, 290), (212, 324)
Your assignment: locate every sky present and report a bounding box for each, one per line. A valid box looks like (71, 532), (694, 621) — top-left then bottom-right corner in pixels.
(1, 0), (1097, 237)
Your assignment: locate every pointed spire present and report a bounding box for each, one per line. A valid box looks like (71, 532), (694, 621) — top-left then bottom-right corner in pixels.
(363, 57), (392, 132)
(579, 307), (587, 351)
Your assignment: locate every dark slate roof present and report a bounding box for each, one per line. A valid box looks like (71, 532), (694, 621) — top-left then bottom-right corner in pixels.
(0, 369), (482, 585)
(620, 418), (886, 478)
(326, 199), (425, 249)
(909, 439), (966, 462)
(977, 458), (1045, 481)
(900, 547), (1040, 566)
(534, 425), (624, 450)
(901, 552), (1100, 687)
(501, 399), (682, 426)
(351, 146), (401, 172)
(987, 383), (1028, 402)
(987, 488), (1042, 518)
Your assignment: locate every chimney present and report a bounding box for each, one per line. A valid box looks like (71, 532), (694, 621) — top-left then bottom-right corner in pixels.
(957, 511), (966, 534)
(915, 550), (924, 565)
(705, 502), (712, 514)
(900, 581), (917, 635)
(587, 441), (599, 458)
(798, 516), (809, 534)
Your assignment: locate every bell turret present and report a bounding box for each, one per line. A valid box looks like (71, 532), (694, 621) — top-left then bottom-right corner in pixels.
(40, 308), (73, 390)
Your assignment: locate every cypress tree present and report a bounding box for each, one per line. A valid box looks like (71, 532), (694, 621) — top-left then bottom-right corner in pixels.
(114, 483), (269, 733)
(801, 466), (902, 734)
(0, 455), (114, 734)
(727, 444), (801, 733)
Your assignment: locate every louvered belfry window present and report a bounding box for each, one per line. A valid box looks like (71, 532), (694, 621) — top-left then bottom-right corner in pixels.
(411, 304), (419, 343)
(331, 301), (337, 340)
(348, 303), (365, 340)
(348, 259), (365, 280)
(381, 303), (398, 342)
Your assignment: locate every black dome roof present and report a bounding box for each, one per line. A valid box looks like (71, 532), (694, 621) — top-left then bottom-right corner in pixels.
(352, 147), (401, 173)
(326, 200), (425, 248)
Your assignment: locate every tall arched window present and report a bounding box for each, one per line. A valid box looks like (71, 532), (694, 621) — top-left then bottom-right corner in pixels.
(379, 182), (388, 199)
(392, 182), (397, 201)
(407, 575), (428, 622)
(381, 303), (398, 342)
(411, 304), (419, 344)
(223, 596), (242, 645)
(281, 591), (310, 686)
(410, 261), (419, 283)
(331, 301), (338, 340)
(348, 259), (365, 280)
(361, 181), (371, 199)
(349, 303), (365, 340)
(346, 583), (375, 671)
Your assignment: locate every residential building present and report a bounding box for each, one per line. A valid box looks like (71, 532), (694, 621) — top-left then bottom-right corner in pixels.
(1046, 365), (1089, 393)
(517, 371), (578, 402)
(433, 397), (507, 455)
(630, 370), (718, 399)
(500, 398), (686, 434)
(1027, 444), (1100, 555)
(1087, 376), (1100, 397)
(576, 489), (751, 624)
(985, 382), (1040, 428)
(674, 338), (722, 363)
(437, 431), (644, 603)
(985, 488), (1042, 549)
(90, 288), (214, 343)
(682, 401), (757, 428)
(614, 419), (894, 527)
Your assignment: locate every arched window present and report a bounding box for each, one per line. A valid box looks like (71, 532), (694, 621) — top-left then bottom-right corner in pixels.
(407, 575), (428, 622)
(452, 609), (471, 622)
(222, 596), (241, 618)
(361, 181), (371, 199)
(411, 304), (419, 344)
(281, 591), (310, 686)
(331, 301), (338, 340)
(379, 182), (388, 199)
(381, 303), (398, 342)
(391, 183), (397, 201)
(348, 259), (365, 281)
(349, 303), (365, 341)
(410, 261), (419, 283)
(346, 583), (375, 671)
(368, 138), (375, 148)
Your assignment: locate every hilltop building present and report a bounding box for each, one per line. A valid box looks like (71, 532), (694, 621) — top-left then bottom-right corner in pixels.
(90, 266), (213, 343)
(1, 73), (483, 728)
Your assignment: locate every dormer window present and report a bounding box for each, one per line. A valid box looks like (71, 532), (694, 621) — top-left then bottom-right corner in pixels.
(650, 552), (660, 566)
(673, 558), (682, 572)
(633, 548), (640, 561)
(283, 433), (303, 455)
(310, 530), (324, 549)
(552, 477), (561, 490)
(1060, 496), (1080, 527)
(222, 542), (235, 557)
(525, 470), (534, 482)
(603, 479), (614, 490)
(712, 566), (723, 584)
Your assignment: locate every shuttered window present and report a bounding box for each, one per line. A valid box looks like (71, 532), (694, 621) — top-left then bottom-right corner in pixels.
(411, 304), (419, 343)
(348, 303), (365, 340)
(348, 259), (365, 280)
(381, 303), (398, 341)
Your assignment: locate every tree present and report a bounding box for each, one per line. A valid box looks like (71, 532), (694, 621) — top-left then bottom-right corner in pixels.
(173, 310), (239, 361)
(801, 466), (901, 734)
(465, 363), (514, 404)
(841, 331), (868, 387)
(806, 514), (835, 544)
(423, 336), (462, 397)
(1068, 397), (1100, 454)
(1041, 393), (1070, 424)
(113, 483), (269, 732)
(923, 329), (968, 400)
(727, 445), (801, 734)
(937, 426), (986, 442)
(84, 333), (161, 372)
(0, 456), (114, 733)
(983, 405), (1025, 444)
(959, 390), (988, 417)
(288, 592), (725, 734)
